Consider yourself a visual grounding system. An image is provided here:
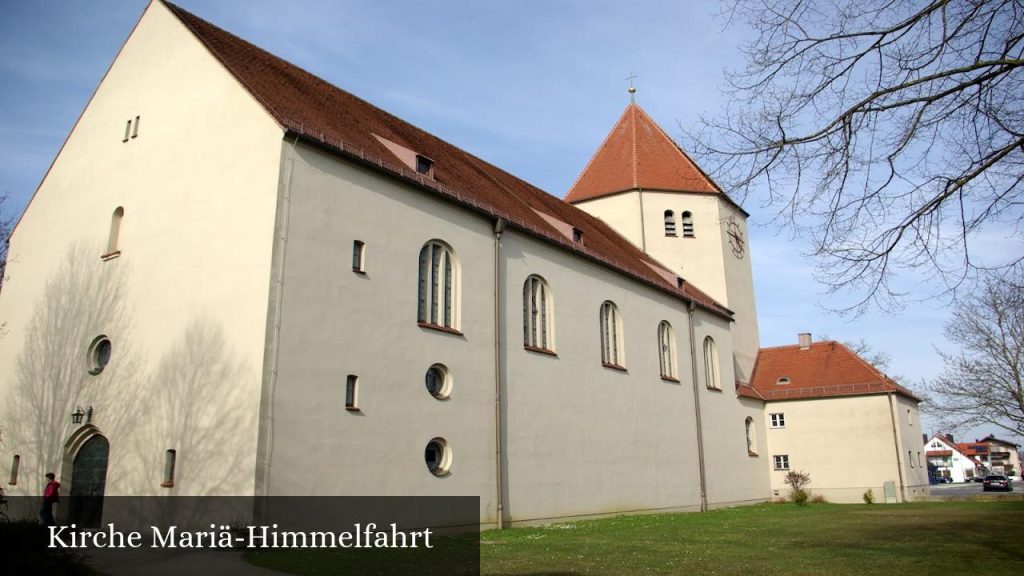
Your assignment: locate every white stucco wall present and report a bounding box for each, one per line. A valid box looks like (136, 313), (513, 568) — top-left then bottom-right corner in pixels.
(0, 1), (283, 497)
(265, 143), (500, 523)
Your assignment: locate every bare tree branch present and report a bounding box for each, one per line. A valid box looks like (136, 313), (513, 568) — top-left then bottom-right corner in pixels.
(923, 270), (1024, 439)
(692, 0), (1024, 314)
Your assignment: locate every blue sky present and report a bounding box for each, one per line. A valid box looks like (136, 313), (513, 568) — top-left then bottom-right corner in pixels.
(0, 1), (998, 440)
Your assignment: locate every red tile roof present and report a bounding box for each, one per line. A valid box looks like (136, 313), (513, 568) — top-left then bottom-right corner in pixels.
(750, 341), (921, 402)
(956, 443), (990, 457)
(162, 1), (731, 318)
(565, 103), (722, 203)
(736, 383), (765, 400)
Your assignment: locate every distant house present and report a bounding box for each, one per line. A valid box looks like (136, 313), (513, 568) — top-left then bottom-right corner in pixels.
(958, 436), (1022, 478)
(924, 434), (977, 482)
(750, 335), (928, 503)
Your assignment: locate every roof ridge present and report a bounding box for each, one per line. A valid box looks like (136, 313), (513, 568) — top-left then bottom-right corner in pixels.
(630, 104), (721, 194)
(565, 105), (633, 203)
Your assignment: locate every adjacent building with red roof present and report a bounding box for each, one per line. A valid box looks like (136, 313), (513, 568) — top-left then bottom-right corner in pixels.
(748, 335), (928, 502)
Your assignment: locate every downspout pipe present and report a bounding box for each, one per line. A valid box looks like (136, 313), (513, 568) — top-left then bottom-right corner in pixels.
(493, 218), (506, 529)
(687, 301), (709, 512)
(887, 393), (907, 502)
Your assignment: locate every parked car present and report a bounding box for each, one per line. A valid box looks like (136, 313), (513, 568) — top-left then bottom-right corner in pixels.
(968, 476), (985, 482)
(982, 475), (1012, 492)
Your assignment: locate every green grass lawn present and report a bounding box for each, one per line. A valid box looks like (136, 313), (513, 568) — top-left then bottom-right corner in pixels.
(246, 501), (1024, 576)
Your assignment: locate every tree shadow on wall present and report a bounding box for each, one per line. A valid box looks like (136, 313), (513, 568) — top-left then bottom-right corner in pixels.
(4, 242), (255, 514)
(4, 242), (145, 484)
(123, 318), (254, 495)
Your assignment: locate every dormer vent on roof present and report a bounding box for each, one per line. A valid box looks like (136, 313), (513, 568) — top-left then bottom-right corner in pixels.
(415, 155), (434, 177)
(373, 134), (435, 179)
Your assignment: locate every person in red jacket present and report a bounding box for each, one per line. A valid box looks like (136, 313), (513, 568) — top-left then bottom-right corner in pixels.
(39, 472), (60, 526)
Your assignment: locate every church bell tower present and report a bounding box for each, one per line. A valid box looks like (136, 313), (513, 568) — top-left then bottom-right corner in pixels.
(565, 102), (760, 383)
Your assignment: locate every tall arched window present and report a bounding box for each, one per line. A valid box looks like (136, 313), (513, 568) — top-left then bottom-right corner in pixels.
(745, 417), (757, 455)
(600, 301), (624, 368)
(664, 210), (677, 236)
(523, 275), (554, 351)
(105, 207), (124, 257)
(658, 321), (678, 380)
(681, 211), (694, 238)
(417, 240), (459, 329)
(703, 336), (720, 389)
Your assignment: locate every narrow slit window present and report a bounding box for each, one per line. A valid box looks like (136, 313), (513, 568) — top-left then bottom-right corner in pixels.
(162, 449), (176, 487)
(131, 115), (140, 138)
(105, 207), (124, 258)
(345, 375), (359, 410)
(600, 301), (624, 368)
(703, 336), (720, 389)
(8, 454), (20, 485)
(123, 119), (132, 142)
(352, 240), (366, 273)
(658, 321), (677, 379)
(664, 210), (676, 236)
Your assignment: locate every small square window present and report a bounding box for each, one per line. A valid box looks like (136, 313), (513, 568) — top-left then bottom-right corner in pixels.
(773, 455), (789, 470)
(770, 413), (785, 428)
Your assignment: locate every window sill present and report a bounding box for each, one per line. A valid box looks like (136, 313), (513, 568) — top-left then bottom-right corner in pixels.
(661, 376), (681, 384)
(345, 406), (361, 412)
(160, 481), (174, 488)
(748, 451), (759, 457)
(100, 250), (121, 261)
(602, 362), (627, 373)
(524, 345), (557, 357)
(417, 322), (463, 336)
(706, 385), (723, 392)
(7, 481), (15, 486)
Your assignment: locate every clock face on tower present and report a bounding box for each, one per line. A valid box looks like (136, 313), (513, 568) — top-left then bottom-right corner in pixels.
(726, 220), (746, 259)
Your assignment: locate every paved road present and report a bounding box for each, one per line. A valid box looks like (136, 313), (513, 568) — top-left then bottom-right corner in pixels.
(929, 480), (1022, 498)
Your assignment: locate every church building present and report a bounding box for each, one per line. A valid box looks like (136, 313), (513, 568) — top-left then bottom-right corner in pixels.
(0, 0), (924, 528)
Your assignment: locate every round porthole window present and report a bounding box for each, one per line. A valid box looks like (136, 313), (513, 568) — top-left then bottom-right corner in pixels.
(424, 364), (452, 399)
(88, 336), (112, 375)
(424, 437), (451, 476)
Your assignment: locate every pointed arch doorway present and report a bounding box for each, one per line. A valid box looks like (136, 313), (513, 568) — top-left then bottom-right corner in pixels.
(65, 431), (109, 528)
